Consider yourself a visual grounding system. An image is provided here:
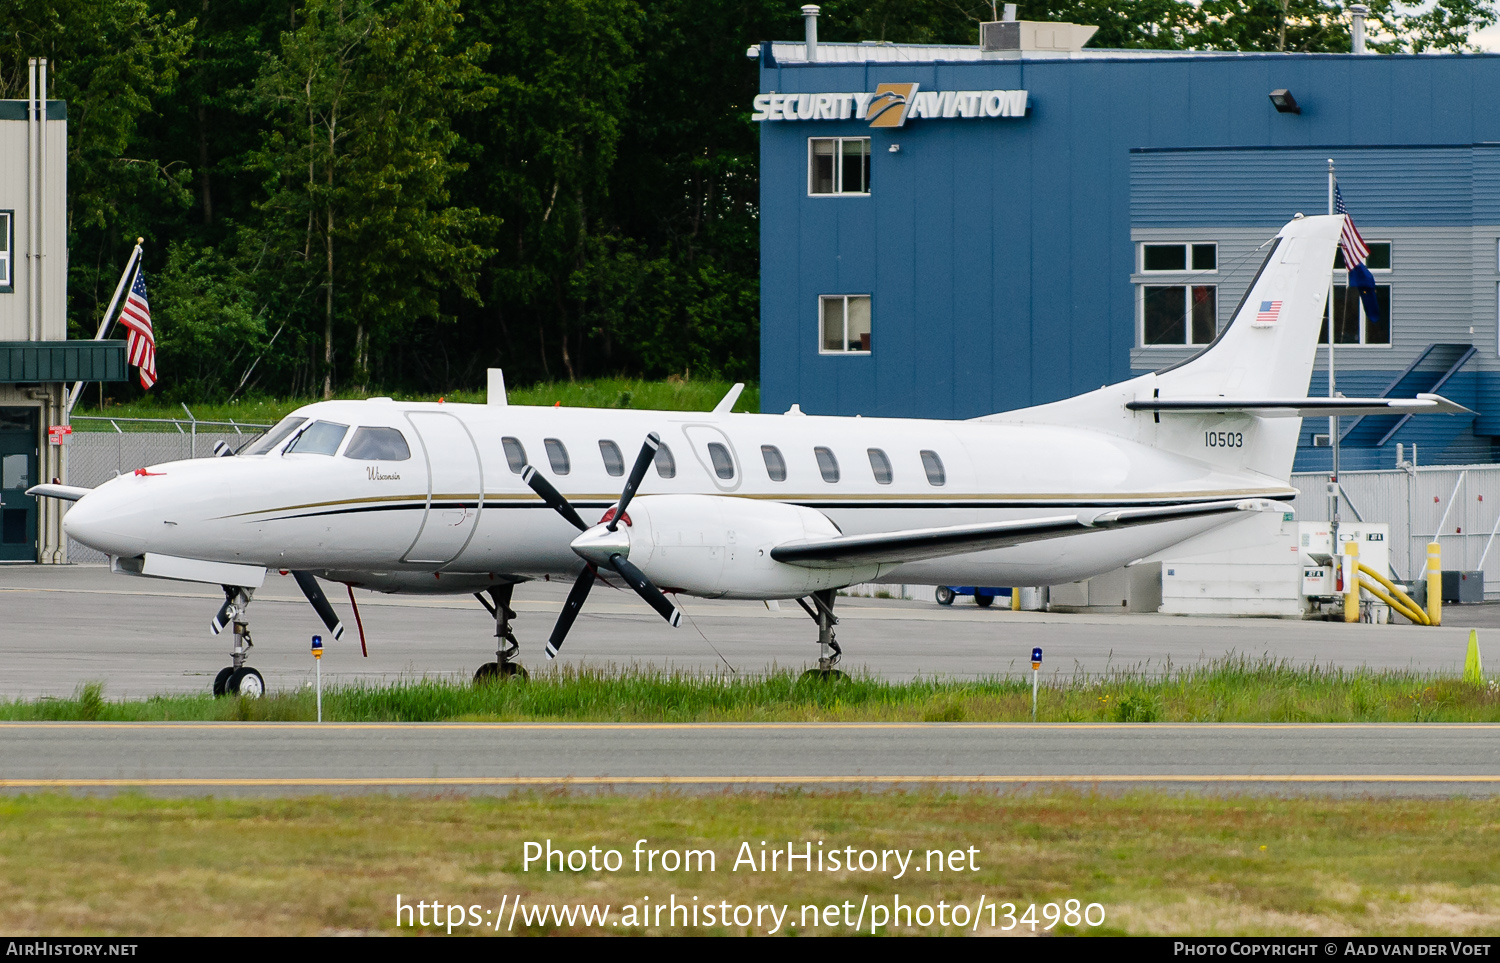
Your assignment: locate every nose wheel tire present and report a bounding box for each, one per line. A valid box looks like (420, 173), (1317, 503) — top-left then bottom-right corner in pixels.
(474, 662), (528, 684)
(212, 667), (236, 697)
(799, 668), (847, 683)
(227, 667), (265, 698)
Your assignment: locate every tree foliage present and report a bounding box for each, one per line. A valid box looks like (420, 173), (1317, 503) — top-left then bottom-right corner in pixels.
(5, 0), (1495, 401)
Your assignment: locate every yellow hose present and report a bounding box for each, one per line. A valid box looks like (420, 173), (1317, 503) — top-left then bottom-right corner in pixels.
(1357, 563), (1431, 626)
(1357, 577), (1430, 626)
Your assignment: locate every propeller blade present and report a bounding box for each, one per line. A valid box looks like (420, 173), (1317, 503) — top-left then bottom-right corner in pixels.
(546, 567), (596, 659)
(210, 593), (235, 636)
(606, 554), (682, 627)
(609, 433), (660, 532)
(292, 571), (345, 640)
(522, 465), (589, 532)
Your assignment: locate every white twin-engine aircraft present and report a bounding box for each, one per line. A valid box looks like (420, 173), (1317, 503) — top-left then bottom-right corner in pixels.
(33, 215), (1469, 695)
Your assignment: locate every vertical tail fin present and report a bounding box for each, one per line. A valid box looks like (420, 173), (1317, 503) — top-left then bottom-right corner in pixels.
(990, 214), (1343, 482)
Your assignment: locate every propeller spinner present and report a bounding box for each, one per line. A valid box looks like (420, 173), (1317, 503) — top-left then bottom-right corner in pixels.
(522, 432), (682, 659)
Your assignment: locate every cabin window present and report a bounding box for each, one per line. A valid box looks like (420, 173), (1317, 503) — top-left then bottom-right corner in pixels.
(244, 416), (307, 455)
(286, 420), (348, 456)
(599, 440), (624, 477)
(867, 448), (893, 485)
(707, 442), (735, 480)
(920, 450), (946, 487)
(814, 447), (840, 483)
(502, 437), (527, 474)
(761, 445), (787, 482)
(343, 427), (411, 461)
(654, 442), (677, 479)
(544, 438), (571, 475)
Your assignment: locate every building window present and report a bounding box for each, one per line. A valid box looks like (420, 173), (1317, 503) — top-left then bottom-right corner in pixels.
(1321, 286), (1391, 345)
(1334, 242), (1391, 271)
(1142, 242), (1216, 273)
(1323, 242), (1392, 345)
(821, 295), (871, 354)
(599, 440), (624, 477)
(502, 437), (527, 474)
(814, 447), (840, 483)
(920, 450), (946, 487)
(809, 138), (870, 195)
(544, 438), (571, 475)
(1143, 285), (1217, 346)
(762, 445), (787, 482)
(0, 212), (11, 292)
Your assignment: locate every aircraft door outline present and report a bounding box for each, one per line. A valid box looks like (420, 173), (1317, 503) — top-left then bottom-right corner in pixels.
(400, 411), (484, 565)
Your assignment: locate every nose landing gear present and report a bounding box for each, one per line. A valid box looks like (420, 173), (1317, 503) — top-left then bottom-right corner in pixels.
(210, 586), (265, 697)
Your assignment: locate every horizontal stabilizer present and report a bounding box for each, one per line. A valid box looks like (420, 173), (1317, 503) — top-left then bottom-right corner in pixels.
(25, 484), (92, 502)
(1125, 392), (1473, 419)
(770, 498), (1285, 568)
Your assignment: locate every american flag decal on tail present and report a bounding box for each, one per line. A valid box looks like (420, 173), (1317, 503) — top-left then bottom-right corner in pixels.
(117, 268), (156, 389)
(1252, 300), (1282, 328)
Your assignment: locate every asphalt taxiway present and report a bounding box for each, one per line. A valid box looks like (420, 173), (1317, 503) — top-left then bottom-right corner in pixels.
(2, 721), (1496, 797)
(2, 565), (1497, 699)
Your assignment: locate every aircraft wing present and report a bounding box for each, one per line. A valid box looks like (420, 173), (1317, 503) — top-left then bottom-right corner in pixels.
(26, 484), (92, 502)
(769, 498), (1282, 568)
(1125, 392), (1473, 418)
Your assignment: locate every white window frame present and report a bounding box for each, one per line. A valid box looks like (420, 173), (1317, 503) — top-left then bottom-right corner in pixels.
(819, 295), (871, 355)
(0, 212), (12, 292)
(1139, 241), (1217, 274)
(808, 137), (871, 196)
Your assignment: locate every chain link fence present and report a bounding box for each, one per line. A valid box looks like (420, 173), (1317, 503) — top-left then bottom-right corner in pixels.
(65, 416), (270, 564)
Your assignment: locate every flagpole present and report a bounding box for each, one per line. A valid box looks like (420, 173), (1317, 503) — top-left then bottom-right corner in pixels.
(1327, 160), (1340, 552)
(65, 238), (143, 417)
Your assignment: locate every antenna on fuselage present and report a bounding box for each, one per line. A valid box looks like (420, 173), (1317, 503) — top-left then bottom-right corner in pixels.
(487, 368), (508, 407)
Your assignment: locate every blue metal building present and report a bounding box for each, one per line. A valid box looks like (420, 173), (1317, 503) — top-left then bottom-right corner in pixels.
(753, 23), (1500, 470)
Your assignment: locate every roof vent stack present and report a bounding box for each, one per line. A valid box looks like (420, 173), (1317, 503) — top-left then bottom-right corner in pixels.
(802, 5), (819, 62)
(1350, 3), (1368, 53)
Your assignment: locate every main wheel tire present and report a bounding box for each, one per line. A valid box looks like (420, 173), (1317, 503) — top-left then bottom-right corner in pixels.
(935, 587), (956, 606)
(212, 666), (235, 698)
(975, 593), (995, 608)
(227, 666), (265, 698)
(799, 668), (847, 683)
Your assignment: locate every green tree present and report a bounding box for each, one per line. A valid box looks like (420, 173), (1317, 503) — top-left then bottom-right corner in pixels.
(249, 0), (493, 396)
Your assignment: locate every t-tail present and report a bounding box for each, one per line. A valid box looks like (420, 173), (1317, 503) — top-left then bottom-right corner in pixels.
(986, 214), (1470, 482)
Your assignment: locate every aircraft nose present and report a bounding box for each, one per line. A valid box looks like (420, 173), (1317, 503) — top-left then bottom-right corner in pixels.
(62, 483), (150, 557)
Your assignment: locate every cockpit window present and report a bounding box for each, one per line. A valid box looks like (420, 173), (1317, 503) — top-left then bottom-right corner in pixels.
(242, 416), (307, 455)
(343, 426), (411, 461)
(285, 420), (349, 456)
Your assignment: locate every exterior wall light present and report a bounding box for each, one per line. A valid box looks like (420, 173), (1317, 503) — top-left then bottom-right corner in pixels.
(888, 144), (900, 153)
(1269, 89), (1301, 114)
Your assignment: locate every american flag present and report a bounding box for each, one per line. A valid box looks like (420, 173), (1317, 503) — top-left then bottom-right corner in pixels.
(1334, 183), (1370, 267)
(1255, 300), (1283, 326)
(117, 267), (156, 389)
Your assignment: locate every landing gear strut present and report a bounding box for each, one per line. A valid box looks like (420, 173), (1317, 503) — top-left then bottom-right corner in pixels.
(473, 584), (528, 682)
(211, 586), (265, 697)
(796, 589), (844, 681)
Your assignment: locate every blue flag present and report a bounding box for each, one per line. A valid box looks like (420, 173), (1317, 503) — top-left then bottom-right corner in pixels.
(1347, 262), (1380, 327)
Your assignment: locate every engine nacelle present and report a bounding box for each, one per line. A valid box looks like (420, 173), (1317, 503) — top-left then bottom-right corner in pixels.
(620, 494), (883, 599)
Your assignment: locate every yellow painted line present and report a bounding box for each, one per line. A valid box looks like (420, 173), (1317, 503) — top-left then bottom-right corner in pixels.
(1, 722), (1497, 731)
(2, 774), (1498, 789)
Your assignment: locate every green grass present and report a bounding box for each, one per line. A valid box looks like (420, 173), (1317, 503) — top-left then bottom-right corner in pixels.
(2, 791), (1498, 935)
(9, 658), (1499, 723)
(71, 378), (760, 428)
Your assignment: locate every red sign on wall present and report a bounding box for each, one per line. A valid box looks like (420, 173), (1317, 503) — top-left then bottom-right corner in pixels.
(47, 425), (72, 446)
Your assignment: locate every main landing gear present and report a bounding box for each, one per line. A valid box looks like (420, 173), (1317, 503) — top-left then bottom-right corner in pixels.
(473, 584), (528, 683)
(211, 586), (266, 697)
(795, 589), (845, 682)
